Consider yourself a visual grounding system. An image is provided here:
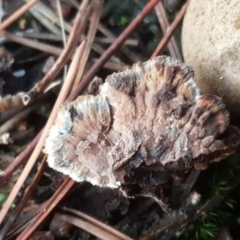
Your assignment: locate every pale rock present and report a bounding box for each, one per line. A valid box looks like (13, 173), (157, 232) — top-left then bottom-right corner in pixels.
(182, 0), (240, 117)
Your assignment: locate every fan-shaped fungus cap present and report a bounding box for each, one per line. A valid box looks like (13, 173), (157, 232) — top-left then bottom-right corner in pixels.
(43, 56), (240, 204)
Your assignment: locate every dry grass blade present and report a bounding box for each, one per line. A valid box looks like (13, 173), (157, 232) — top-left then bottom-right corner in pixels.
(155, 2), (182, 60)
(27, 0), (71, 35)
(68, 0), (161, 102)
(56, 0), (67, 47)
(16, 32), (64, 41)
(16, 178), (75, 239)
(2, 31), (62, 57)
(71, 0), (104, 91)
(0, 39), (87, 226)
(151, 0), (189, 58)
(0, 0), (39, 31)
(58, 208), (133, 240)
(0, 156), (47, 240)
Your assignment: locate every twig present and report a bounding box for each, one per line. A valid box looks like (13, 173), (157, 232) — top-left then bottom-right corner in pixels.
(97, 22), (139, 63)
(68, 0), (161, 102)
(56, 0), (67, 46)
(0, 0), (2, 24)
(6, 203), (47, 239)
(27, 0), (71, 35)
(91, 42), (124, 64)
(0, 156), (47, 240)
(95, 37), (138, 46)
(56, 0), (68, 79)
(22, 3), (93, 105)
(15, 32), (64, 41)
(16, 178), (75, 239)
(15, 32), (138, 46)
(58, 208), (133, 240)
(2, 31), (63, 56)
(151, 0), (189, 58)
(91, 58), (125, 71)
(0, 102), (38, 135)
(0, 39), (87, 226)
(0, 93), (24, 114)
(71, 0), (104, 91)
(1, 31), (62, 56)
(155, 2), (182, 60)
(0, 0), (39, 31)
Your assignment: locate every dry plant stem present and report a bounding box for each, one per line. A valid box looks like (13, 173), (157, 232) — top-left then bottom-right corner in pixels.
(0, 93), (24, 115)
(71, 0), (104, 91)
(23, 4), (93, 105)
(0, 103), (38, 135)
(17, 32), (64, 41)
(17, 178), (75, 239)
(151, 0), (189, 58)
(0, 156), (47, 240)
(2, 31), (62, 56)
(6, 204), (45, 239)
(155, 2), (182, 60)
(0, 40), (87, 226)
(0, 0), (2, 23)
(0, 106), (25, 124)
(91, 43), (123, 64)
(61, 213), (126, 240)
(69, 0), (161, 101)
(56, 0), (67, 46)
(18, 32), (138, 46)
(0, 0), (39, 31)
(29, 5), (63, 36)
(97, 22), (139, 63)
(95, 37), (138, 46)
(61, 214), (124, 239)
(56, 0), (67, 78)
(91, 58), (124, 71)
(28, 1), (71, 35)
(62, 207), (133, 240)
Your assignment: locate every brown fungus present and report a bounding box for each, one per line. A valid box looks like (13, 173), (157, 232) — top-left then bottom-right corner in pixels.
(43, 56), (240, 207)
